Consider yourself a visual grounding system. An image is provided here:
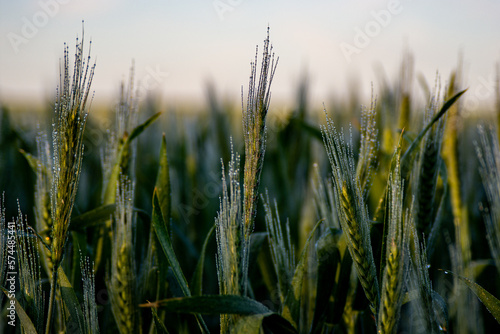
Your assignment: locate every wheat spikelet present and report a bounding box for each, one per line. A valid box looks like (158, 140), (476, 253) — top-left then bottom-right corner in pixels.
(321, 115), (379, 316)
(215, 143), (243, 333)
(107, 176), (139, 334)
(377, 158), (409, 333)
(339, 182), (379, 314)
(262, 190), (295, 305)
(241, 27), (278, 242)
(45, 28), (95, 334)
(311, 163), (339, 229)
(414, 84), (444, 236)
(476, 125), (500, 273)
(50, 31), (95, 269)
(101, 63), (139, 202)
(81, 255), (99, 334)
(356, 93), (379, 198)
(33, 131), (55, 277)
(16, 205), (45, 334)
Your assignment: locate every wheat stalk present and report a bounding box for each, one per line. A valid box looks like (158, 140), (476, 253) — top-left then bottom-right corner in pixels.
(46, 28), (95, 334)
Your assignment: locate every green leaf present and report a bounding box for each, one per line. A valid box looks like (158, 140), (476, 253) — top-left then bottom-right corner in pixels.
(155, 133), (171, 223)
(282, 219), (323, 328)
(379, 132), (403, 276)
(310, 228), (341, 334)
(152, 190), (209, 333)
(104, 111), (162, 204)
(70, 204), (116, 230)
(58, 266), (84, 334)
(151, 308), (170, 334)
(233, 314), (266, 334)
(152, 190), (190, 297)
(190, 224), (215, 296)
(401, 89), (467, 178)
(141, 295), (272, 316)
(1, 287), (38, 334)
(128, 111), (162, 142)
(445, 270), (500, 324)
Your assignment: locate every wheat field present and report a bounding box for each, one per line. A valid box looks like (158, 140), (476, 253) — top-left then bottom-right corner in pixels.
(0, 27), (500, 334)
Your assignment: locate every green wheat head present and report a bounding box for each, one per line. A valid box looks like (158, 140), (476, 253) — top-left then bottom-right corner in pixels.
(81, 255), (99, 334)
(101, 64), (139, 202)
(215, 144), (243, 332)
(34, 131), (54, 277)
(476, 125), (500, 273)
(377, 155), (410, 333)
(414, 85), (445, 237)
(107, 176), (140, 334)
(262, 191), (295, 305)
(50, 34), (95, 269)
(242, 27), (278, 238)
(321, 116), (380, 316)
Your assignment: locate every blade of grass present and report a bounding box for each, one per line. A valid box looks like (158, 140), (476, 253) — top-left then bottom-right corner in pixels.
(70, 204), (116, 230)
(444, 270), (500, 324)
(156, 133), (171, 225)
(191, 224), (215, 296)
(152, 189), (209, 333)
(141, 295), (272, 315)
(151, 308), (170, 334)
(58, 266), (84, 334)
(1, 287), (38, 334)
(401, 89), (467, 178)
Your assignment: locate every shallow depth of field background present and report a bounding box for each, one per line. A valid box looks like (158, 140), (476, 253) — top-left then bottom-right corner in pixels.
(1, 1), (500, 333)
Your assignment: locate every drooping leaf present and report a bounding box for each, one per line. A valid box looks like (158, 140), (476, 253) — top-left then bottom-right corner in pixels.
(141, 295), (272, 315)
(128, 111), (162, 142)
(58, 266), (84, 334)
(70, 204), (116, 230)
(1, 287), (38, 334)
(104, 112), (162, 204)
(445, 270), (500, 324)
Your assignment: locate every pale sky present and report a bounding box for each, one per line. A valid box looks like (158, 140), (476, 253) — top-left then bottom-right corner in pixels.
(0, 0), (499, 112)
